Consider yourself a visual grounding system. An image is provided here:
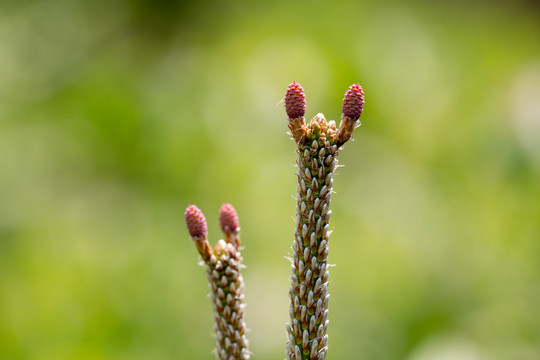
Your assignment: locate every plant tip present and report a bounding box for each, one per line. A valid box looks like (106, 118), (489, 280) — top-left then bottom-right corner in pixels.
(285, 81), (306, 119)
(219, 203), (240, 234)
(185, 205), (208, 238)
(342, 83), (364, 121)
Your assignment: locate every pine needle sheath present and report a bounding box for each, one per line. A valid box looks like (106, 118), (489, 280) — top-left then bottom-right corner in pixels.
(284, 82), (364, 360)
(185, 204), (250, 360)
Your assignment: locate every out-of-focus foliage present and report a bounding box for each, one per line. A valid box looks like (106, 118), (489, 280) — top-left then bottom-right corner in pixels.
(1, 0), (539, 359)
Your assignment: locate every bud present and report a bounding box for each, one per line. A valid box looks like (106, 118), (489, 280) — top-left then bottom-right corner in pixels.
(285, 81), (306, 119)
(342, 83), (364, 121)
(219, 203), (239, 234)
(214, 239), (228, 257)
(185, 205), (208, 239)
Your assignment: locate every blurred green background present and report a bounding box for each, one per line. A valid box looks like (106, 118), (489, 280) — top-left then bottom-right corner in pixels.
(1, 0), (540, 359)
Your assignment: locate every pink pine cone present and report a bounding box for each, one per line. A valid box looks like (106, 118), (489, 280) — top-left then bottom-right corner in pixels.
(342, 83), (364, 121)
(185, 205), (207, 238)
(219, 203), (239, 234)
(284, 81), (306, 119)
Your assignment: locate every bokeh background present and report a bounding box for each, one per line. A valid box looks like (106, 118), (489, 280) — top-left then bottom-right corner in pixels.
(1, 0), (540, 359)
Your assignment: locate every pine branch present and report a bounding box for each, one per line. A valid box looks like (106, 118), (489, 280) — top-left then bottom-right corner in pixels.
(284, 82), (364, 360)
(185, 204), (250, 360)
